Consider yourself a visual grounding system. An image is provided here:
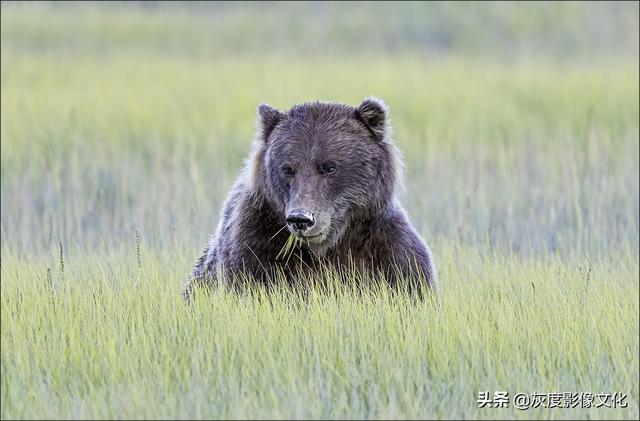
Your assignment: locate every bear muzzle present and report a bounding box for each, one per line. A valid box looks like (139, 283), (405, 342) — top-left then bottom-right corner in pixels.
(286, 209), (315, 234)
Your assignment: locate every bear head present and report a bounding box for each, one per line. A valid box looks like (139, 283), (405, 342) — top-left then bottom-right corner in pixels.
(251, 97), (402, 255)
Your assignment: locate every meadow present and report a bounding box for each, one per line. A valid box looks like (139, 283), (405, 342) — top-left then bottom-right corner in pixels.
(1, 2), (639, 419)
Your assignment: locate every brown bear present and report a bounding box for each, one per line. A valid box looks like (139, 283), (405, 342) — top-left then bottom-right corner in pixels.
(183, 98), (436, 300)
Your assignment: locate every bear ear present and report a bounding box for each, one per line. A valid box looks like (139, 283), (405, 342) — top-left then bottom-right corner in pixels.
(355, 97), (388, 141)
(257, 103), (285, 142)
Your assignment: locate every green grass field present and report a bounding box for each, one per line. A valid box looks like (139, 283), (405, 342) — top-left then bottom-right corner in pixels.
(1, 2), (639, 419)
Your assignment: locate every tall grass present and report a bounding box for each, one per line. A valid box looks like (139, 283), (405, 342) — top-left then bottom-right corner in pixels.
(1, 244), (638, 419)
(1, 2), (638, 419)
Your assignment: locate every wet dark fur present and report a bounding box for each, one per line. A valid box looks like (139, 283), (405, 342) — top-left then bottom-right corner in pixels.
(183, 98), (436, 300)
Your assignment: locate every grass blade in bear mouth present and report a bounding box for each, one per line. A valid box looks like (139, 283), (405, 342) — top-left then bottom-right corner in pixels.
(276, 233), (301, 261)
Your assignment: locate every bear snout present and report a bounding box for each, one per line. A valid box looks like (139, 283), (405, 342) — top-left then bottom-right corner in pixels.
(285, 209), (315, 233)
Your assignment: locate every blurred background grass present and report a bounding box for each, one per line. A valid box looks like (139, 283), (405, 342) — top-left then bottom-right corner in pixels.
(2, 1), (638, 57)
(1, 1), (638, 259)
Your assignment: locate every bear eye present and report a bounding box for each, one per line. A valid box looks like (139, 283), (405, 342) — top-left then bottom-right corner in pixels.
(281, 165), (296, 177)
(319, 162), (337, 175)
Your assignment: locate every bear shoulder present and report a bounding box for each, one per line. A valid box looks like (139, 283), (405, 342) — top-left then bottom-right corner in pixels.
(368, 202), (437, 290)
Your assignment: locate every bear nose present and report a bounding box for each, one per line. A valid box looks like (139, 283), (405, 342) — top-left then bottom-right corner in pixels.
(286, 209), (315, 233)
